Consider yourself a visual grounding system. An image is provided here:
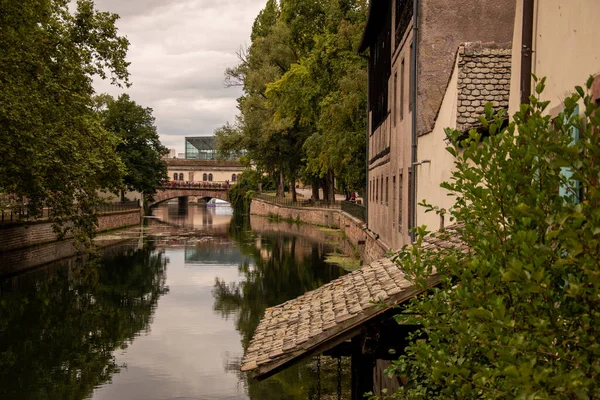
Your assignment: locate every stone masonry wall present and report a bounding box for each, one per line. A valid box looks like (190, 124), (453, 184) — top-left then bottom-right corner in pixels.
(0, 209), (140, 253)
(250, 199), (387, 264)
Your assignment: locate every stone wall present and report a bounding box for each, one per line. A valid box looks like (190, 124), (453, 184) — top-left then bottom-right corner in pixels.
(250, 199), (387, 264)
(0, 236), (131, 277)
(0, 209), (140, 253)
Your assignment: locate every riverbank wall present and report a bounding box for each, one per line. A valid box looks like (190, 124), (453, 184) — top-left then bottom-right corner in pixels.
(0, 209), (141, 253)
(250, 198), (388, 264)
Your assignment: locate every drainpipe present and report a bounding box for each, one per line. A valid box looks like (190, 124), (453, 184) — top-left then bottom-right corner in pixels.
(409, 0), (419, 242)
(520, 0), (534, 105)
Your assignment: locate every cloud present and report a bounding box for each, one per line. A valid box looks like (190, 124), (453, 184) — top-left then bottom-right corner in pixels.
(92, 0), (265, 153)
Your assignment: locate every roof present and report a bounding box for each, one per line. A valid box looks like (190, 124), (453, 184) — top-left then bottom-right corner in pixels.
(456, 42), (512, 132)
(358, 0), (391, 54)
(241, 227), (468, 379)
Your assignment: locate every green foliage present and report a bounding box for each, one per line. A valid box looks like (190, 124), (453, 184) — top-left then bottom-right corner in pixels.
(217, 0), (368, 197)
(0, 0), (130, 245)
(0, 243), (168, 399)
(213, 217), (347, 399)
(386, 79), (600, 399)
(227, 170), (264, 214)
(96, 94), (169, 200)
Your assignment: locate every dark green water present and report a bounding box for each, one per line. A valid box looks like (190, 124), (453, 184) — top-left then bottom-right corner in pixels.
(0, 203), (349, 399)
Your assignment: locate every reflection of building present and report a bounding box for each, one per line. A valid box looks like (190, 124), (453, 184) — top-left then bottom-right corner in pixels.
(184, 246), (251, 265)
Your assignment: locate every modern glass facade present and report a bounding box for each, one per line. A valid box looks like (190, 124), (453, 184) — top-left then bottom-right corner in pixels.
(185, 136), (217, 160)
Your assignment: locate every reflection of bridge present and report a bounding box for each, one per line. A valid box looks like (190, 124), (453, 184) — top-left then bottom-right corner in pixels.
(149, 187), (229, 207)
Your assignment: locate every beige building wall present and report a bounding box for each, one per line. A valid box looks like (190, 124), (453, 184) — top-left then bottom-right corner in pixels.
(415, 60), (459, 231)
(168, 168), (243, 183)
(509, 0), (600, 113)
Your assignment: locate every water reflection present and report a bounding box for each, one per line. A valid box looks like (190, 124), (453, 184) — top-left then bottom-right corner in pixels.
(0, 203), (350, 399)
(0, 243), (168, 400)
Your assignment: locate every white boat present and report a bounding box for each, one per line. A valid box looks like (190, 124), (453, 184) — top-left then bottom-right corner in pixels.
(206, 198), (230, 207)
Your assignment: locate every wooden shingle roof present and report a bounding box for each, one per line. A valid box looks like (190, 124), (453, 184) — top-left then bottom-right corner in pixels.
(241, 228), (467, 379)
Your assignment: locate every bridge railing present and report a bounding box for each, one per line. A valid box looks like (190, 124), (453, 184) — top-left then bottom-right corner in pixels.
(164, 181), (233, 189)
(0, 200), (140, 226)
(253, 193), (342, 209)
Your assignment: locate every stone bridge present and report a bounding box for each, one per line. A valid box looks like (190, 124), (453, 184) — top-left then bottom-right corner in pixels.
(149, 186), (229, 207)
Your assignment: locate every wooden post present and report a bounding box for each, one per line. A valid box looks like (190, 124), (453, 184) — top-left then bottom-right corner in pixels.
(351, 335), (374, 400)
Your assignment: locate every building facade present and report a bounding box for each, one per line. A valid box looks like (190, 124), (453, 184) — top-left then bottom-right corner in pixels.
(166, 159), (245, 184)
(361, 0), (600, 251)
(359, 0), (516, 250)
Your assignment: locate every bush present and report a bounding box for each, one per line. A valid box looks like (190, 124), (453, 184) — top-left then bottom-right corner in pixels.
(387, 78), (600, 399)
(227, 170), (263, 214)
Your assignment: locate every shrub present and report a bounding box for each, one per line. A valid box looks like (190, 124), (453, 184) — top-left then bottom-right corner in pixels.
(387, 78), (600, 399)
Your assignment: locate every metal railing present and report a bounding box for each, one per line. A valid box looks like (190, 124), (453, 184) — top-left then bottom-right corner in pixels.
(0, 200), (140, 226)
(253, 193), (342, 209)
(341, 201), (366, 222)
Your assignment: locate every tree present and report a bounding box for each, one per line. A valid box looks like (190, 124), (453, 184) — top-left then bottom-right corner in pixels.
(385, 78), (600, 399)
(0, 0), (129, 244)
(217, 0), (368, 201)
(97, 94), (169, 201)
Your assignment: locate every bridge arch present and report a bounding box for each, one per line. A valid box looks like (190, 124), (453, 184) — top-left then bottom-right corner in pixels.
(149, 187), (229, 208)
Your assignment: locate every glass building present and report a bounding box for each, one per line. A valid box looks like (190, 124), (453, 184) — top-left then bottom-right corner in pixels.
(185, 136), (217, 160)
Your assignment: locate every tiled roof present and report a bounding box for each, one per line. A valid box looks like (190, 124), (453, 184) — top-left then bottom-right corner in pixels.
(456, 42), (512, 131)
(241, 227), (468, 378)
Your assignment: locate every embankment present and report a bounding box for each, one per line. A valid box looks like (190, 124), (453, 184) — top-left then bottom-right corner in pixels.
(250, 198), (388, 264)
(0, 209), (141, 253)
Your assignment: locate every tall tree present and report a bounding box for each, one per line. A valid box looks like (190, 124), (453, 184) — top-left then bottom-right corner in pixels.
(0, 0), (129, 243)
(97, 94), (169, 201)
(217, 0), (368, 200)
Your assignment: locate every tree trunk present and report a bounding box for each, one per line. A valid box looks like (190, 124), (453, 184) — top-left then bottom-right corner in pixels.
(276, 169), (285, 198)
(290, 180), (297, 202)
(321, 177), (330, 203)
(326, 169), (335, 204)
(120, 189), (125, 202)
(311, 182), (320, 201)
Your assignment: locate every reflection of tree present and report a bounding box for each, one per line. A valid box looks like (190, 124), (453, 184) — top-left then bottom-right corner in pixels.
(0, 243), (169, 400)
(213, 215), (346, 399)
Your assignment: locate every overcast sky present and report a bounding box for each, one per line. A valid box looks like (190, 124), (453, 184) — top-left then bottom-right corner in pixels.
(91, 0), (265, 153)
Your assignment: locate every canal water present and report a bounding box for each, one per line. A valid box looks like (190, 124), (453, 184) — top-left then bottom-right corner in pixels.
(0, 202), (351, 399)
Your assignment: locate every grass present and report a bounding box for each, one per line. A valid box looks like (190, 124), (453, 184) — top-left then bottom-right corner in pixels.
(324, 253), (361, 271)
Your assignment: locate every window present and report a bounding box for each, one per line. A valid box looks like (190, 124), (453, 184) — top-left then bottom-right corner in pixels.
(398, 171), (403, 231)
(386, 176), (389, 205)
(179, 173), (184, 181)
(173, 173), (178, 181)
(232, 174), (237, 182)
(392, 175), (396, 224)
(409, 44), (414, 112)
(400, 58), (405, 121)
(376, 178), (379, 203)
(368, 4), (392, 131)
(203, 173), (207, 181)
(393, 72), (398, 126)
(208, 173), (213, 182)
(380, 176), (384, 204)
(407, 168), (413, 233)
(559, 105), (582, 203)
(395, 0), (413, 48)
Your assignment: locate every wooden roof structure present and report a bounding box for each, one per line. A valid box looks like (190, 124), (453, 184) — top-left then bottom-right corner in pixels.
(241, 227), (467, 380)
